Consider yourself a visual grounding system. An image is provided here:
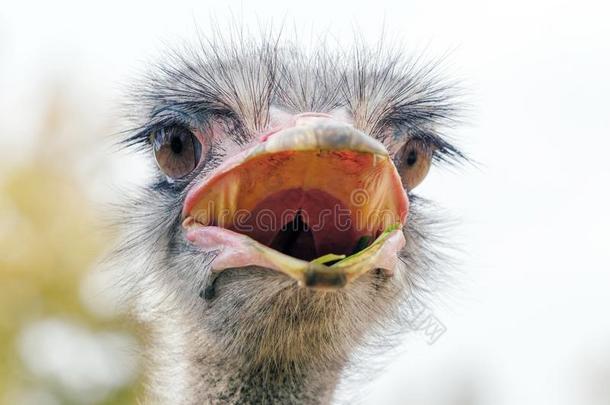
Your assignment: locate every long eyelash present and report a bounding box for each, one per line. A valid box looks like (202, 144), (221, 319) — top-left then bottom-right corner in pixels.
(386, 124), (466, 166)
(121, 119), (174, 150)
(121, 110), (237, 150)
(123, 96), (257, 151)
(410, 128), (466, 165)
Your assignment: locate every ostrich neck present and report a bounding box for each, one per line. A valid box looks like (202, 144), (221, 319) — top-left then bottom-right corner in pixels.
(188, 349), (341, 404)
(149, 317), (345, 404)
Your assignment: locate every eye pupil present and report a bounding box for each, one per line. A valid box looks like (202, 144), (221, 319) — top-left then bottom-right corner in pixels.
(406, 150), (418, 166)
(170, 136), (183, 154)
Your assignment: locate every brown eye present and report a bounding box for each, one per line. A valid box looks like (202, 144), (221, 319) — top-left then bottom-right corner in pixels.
(152, 126), (203, 179)
(396, 139), (433, 190)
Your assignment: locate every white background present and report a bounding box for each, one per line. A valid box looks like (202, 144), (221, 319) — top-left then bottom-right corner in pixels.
(1, 1), (609, 404)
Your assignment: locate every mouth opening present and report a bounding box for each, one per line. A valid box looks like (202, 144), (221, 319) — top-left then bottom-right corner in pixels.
(239, 188), (377, 262)
(185, 149), (400, 258)
(268, 211), (373, 263)
(182, 124), (409, 286)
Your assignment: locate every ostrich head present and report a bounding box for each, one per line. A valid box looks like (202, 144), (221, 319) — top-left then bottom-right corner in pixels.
(114, 34), (463, 404)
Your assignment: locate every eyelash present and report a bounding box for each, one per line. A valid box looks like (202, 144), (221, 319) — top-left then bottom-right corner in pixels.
(141, 112), (247, 150)
(386, 121), (465, 164)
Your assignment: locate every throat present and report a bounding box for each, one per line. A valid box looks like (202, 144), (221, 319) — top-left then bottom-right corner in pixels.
(228, 188), (370, 261)
(269, 211), (317, 261)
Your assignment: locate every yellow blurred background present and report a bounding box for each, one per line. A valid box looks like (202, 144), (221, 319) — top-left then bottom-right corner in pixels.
(0, 86), (141, 404)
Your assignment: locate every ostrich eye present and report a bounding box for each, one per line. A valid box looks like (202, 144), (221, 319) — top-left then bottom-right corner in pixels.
(152, 126), (203, 179)
(396, 139), (433, 190)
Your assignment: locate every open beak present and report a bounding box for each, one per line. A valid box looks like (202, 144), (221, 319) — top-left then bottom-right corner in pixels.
(182, 123), (409, 290)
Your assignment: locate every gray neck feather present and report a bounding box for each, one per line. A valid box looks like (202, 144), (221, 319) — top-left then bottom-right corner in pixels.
(146, 309), (345, 405)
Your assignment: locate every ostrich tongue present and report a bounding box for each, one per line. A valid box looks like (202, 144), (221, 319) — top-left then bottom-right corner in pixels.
(310, 234), (375, 265)
(310, 225), (401, 266)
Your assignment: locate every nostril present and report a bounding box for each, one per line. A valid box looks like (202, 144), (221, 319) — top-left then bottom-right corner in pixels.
(259, 126), (282, 142)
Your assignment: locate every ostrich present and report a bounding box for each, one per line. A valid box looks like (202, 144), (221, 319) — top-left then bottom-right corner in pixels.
(112, 33), (463, 404)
